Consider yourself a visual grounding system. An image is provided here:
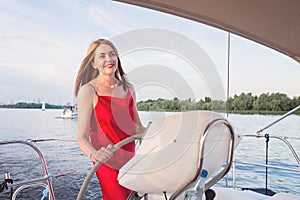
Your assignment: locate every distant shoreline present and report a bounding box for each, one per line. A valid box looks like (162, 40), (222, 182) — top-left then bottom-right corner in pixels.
(136, 92), (300, 115)
(0, 102), (63, 109)
(1, 91), (299, 115)
(138, 109), (300, 115)
(1, 106), (299, 115)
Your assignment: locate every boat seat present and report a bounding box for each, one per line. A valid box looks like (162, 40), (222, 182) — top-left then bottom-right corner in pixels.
(118, 111), (239, 198)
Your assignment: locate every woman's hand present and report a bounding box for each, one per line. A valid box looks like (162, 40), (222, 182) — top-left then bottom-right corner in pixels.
(90, 144), (113, 163)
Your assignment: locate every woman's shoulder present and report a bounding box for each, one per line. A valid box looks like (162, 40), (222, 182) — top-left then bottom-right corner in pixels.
(78, 82), (96, 98)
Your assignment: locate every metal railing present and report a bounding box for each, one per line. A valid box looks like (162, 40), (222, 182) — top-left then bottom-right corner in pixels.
(223, 106), (300, 195)
(231, 134), (300, 191)
(171, 118), (236, 199)
(0, 139), (55, 200)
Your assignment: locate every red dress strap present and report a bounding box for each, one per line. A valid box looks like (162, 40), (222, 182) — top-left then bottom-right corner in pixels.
(87, 83), (98, 95)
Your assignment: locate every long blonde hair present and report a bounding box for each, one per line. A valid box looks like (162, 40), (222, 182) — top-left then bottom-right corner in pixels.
(74, 39), (129, 97)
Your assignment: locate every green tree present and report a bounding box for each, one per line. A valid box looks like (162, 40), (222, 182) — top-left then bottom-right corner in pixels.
(253, 93), (269, 110)
(231, 93), (255, 110)
(211, 100), (225, 110)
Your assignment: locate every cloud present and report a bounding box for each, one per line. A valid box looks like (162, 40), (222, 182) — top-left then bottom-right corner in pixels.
(88, 6), (127, 34)
(0, 0), (298, 104)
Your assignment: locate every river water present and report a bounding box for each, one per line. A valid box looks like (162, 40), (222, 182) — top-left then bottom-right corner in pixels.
(0, 109), (299, 199)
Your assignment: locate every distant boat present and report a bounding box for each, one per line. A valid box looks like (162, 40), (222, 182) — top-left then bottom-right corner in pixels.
(41, 101), (46, 111)
(57, 105), (78, 119)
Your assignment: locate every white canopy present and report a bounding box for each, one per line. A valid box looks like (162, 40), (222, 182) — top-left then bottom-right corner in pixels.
(114, 0), (300, 63)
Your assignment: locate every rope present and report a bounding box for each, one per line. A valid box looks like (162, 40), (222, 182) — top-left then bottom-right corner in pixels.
(41, 185), (49, 200)
(41, 174), (53, 200)
(30, 138), (76, 143)
(53, 171), (88, 179)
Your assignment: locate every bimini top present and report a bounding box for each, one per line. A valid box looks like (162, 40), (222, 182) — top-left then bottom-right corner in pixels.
(114, 0), (300, 63)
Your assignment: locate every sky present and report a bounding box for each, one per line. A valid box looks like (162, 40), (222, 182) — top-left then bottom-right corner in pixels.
(0, 0), (299, 105)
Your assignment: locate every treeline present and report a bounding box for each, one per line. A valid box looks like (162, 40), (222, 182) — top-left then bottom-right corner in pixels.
(0, 102), (63, 109)
(137, 92), (300, 114)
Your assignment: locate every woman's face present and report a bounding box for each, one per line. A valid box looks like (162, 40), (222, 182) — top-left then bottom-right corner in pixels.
(93, 43), (118, 75)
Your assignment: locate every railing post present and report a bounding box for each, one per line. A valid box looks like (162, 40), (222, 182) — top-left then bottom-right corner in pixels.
(264, 134), (270, 195)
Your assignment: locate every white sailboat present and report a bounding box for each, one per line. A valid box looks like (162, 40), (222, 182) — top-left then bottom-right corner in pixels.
(1, 1), (299, 200)
(41, 101), (46, 111)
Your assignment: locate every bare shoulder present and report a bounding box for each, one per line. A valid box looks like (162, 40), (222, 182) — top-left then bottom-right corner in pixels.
(78, 83), (95, 100)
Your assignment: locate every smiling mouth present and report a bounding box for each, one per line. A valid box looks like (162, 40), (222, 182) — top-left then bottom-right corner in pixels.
(106, 64), (114, 68)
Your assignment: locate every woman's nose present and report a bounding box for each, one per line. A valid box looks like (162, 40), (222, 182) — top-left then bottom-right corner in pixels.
(106, 55), (113, 61)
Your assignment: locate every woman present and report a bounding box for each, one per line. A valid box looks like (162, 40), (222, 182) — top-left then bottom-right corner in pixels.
(74, 38), (145, 199)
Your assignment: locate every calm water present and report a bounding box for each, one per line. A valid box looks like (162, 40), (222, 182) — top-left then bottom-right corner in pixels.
(0, 109), (299, 199)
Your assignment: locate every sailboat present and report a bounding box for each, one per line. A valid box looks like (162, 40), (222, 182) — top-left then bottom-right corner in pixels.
(1, 1), (299, 200)
(77, 1), (300, 200)
(41, 101), (46, 111)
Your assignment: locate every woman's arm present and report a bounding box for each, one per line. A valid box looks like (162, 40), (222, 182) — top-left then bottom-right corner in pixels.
(77, 84), (112, 163)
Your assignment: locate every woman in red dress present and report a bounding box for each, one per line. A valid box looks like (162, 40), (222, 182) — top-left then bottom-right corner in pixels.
(74, 39), (145, 199)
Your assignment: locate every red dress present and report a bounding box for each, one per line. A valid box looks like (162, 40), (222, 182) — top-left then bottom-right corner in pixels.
(89, 90), (136, 200)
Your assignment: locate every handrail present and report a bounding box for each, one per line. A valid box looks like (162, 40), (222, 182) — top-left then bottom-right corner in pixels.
(229, 134), (300, 189)
(12, 183), (47, 200)
(0, 140), (55, 200)
(204, 119), (235, 190)
(257, 105), (300, 135)
(243, 134), (300, 167)
(235, 161), (300, 173)
(170, 118), (236, 199)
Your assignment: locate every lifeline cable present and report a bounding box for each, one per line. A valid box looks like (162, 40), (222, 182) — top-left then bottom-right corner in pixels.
(257, 105), (300, 135)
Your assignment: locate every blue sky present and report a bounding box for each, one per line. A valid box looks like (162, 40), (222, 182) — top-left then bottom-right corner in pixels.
(0, 0), (299, 105)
